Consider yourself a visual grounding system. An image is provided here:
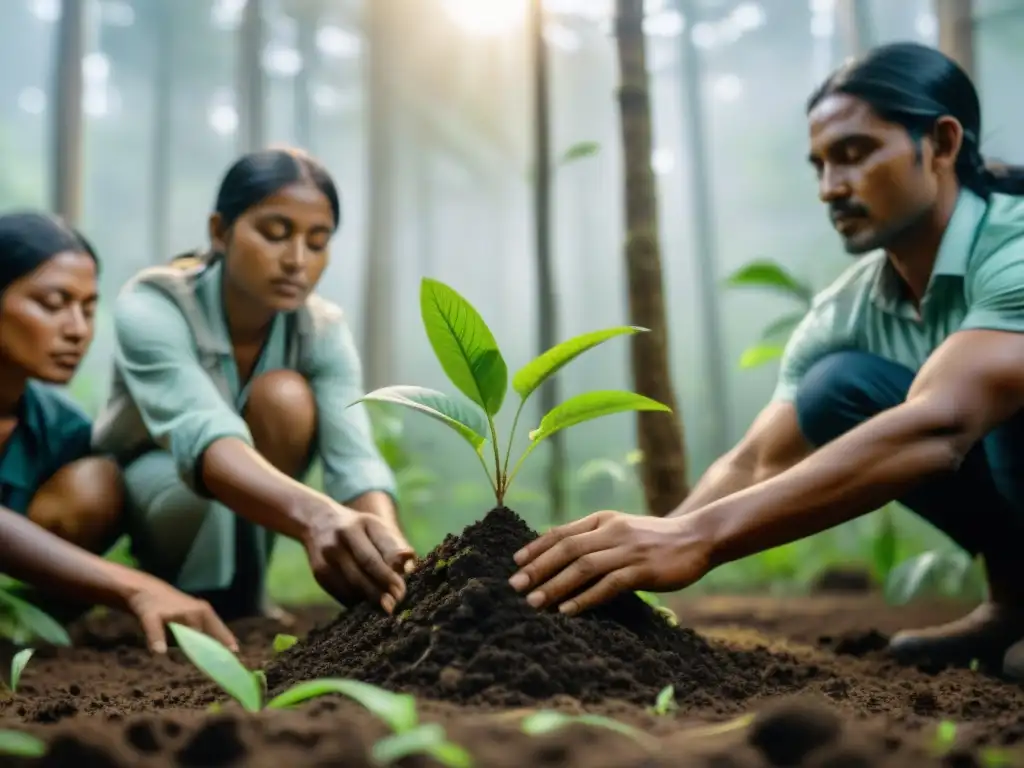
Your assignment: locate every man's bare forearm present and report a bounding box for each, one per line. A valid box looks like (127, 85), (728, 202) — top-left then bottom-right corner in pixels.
(347, 490), (400, 525)
(668, 455), (756, 517)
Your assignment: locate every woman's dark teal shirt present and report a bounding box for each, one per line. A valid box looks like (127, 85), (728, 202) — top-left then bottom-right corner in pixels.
(0, 382), (93, 515)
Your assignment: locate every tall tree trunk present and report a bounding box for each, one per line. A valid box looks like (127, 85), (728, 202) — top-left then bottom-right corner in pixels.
(150, 1), (173, 263)
(362, 0), (397, 389)
(53, 0), (86, 225)
(614, 0), (689, 515)
(675, 0), (729, 457)
(530, 0), (567, 524)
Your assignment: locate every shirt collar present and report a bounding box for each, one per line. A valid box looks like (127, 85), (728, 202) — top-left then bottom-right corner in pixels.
(870, 188), (989, 313)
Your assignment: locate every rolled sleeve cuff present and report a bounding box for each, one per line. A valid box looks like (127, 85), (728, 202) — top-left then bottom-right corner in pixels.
(172, 419), (255, 498)
(324, 458), (399, 506)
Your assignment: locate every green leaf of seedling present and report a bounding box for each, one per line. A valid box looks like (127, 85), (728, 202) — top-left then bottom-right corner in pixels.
(723, 259), (814, 303)
(355, 386), (489, 455)
(512, 326), (646, 403)
(420, 278), (508, 416)
(253, 670), (268, 699)
(266, 678), (418, 733)
(739, 343), (785, 369)
(168, 622), (261, 712)
(521, 710), (572, 735)
(559, 140), (600, 165)
(529, 391), (671, 445)
(650, 685), (677, 716)
(932, 720), (957, 754)
(273, 634), (298, 654)
(0, 730), (46, 757)
(371, 723), (472, 767)
(10, 648), (33, 692)
(0, 590), (71, 647)
(980, 746), (1014, 767)
(885, 551), (948, 605)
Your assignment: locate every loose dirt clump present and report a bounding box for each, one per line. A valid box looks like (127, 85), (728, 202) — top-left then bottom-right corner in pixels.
(266, 507), (812, 710)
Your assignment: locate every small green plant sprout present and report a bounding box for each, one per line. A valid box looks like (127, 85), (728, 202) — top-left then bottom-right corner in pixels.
(648, 685), (677, 716)
(0, 729), (46, 757)
(272, 634), (298, 654)
(169, 623), (471, 766)
(635, 591), (679, 627)
(931, 720), (958, 756)
(352, 278), (670, 506)
(979, 746), (1016, 767)
(5, 648), (34, 693)
(521, 710), (658, 752)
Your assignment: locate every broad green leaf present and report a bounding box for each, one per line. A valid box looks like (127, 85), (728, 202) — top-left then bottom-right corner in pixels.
(0, 730), (46, 757)
(884, 551), (945, 605)
(10, 648), (33, 692)
(760, 311), (807, 341)
(739, 343), (785, 369)
(420, 278), (508, 415)
(529, 391), (670, 444)
(355, 386), (488, 454)
(272, 634), (298, 654)
(0, 590), (70, 647)
(512, 326), (646, 402)
(724, 259), (814, 303)
(267, 678), (418, 733)
(560, 140), (600, 165)
(169, 623), (261, 712)
(371, 723), (472, 767)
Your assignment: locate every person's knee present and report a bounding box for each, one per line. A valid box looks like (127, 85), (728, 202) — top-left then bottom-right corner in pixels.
(794, 350), (910, 447)
(28, 456), (125, 551)
(245, 370), (317, 476)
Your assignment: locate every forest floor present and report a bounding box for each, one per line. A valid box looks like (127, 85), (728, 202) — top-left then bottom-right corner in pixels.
(2, 507), (1021, 768)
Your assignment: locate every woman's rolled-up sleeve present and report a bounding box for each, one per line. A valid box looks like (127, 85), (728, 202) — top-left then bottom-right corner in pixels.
(112, 286), (254, 494)
(305, 313), (397, 505)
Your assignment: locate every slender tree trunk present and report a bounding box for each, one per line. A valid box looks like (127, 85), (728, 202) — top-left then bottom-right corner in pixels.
(614, 0), (689, 515)
(150, 2), (173, 263)
(530, 0), (567, 524)
(53, 0), (86, 225)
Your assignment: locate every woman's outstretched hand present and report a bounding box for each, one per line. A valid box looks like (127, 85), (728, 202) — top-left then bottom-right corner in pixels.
(507, 511), (712, 615)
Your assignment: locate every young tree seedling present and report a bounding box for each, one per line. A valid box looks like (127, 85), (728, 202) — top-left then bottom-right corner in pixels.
(351, 278), (671, 506)
(0, 588), (71, 647)
(169, 623), (471, 767)
(635, 591), (679, 627)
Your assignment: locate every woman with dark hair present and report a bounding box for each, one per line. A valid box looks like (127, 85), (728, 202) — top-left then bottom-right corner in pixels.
(508, 43), (1024, 679)
(94, 148), (413, 622)
(0, 211), (237, 654)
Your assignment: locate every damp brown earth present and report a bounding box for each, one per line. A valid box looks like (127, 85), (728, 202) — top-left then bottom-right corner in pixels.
(2, 507), (1024, 767)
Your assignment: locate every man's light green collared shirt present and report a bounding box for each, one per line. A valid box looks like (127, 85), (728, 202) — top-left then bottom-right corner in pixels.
(774, 190), (1024, 402)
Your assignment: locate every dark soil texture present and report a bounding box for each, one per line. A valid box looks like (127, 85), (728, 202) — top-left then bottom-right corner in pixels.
(2, 507), (1024, 767)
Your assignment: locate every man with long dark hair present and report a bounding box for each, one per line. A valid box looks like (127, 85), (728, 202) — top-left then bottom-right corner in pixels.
(508, 42), (1024, 679)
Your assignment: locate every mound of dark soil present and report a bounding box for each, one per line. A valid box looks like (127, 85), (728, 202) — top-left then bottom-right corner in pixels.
(265, 507), (814, 708)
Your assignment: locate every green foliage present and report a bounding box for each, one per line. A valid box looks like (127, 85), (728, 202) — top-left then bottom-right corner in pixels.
(885, 550), (982, 605)
(931, 720), (958, 756)
(273, 634), (298, 654)
(635, 591), (679, 627)
(724, 259), (815, 369)
(170, 624), (471, 764)
(0, 588), (71, 647)
(355, 278), (670, 505)
(0, 730), (46, 757)
(648, 685), (677, 716)
(521, 710), (657, 751)
(170, 623), (262, 712)
(9, 648), (33, 692)
(559, 141), (601, 166)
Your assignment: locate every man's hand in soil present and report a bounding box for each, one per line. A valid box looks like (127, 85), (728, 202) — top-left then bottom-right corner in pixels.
(302, 503), (415, 615)
(125, 579), (239, 655)
(508, 511), (710, 615)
